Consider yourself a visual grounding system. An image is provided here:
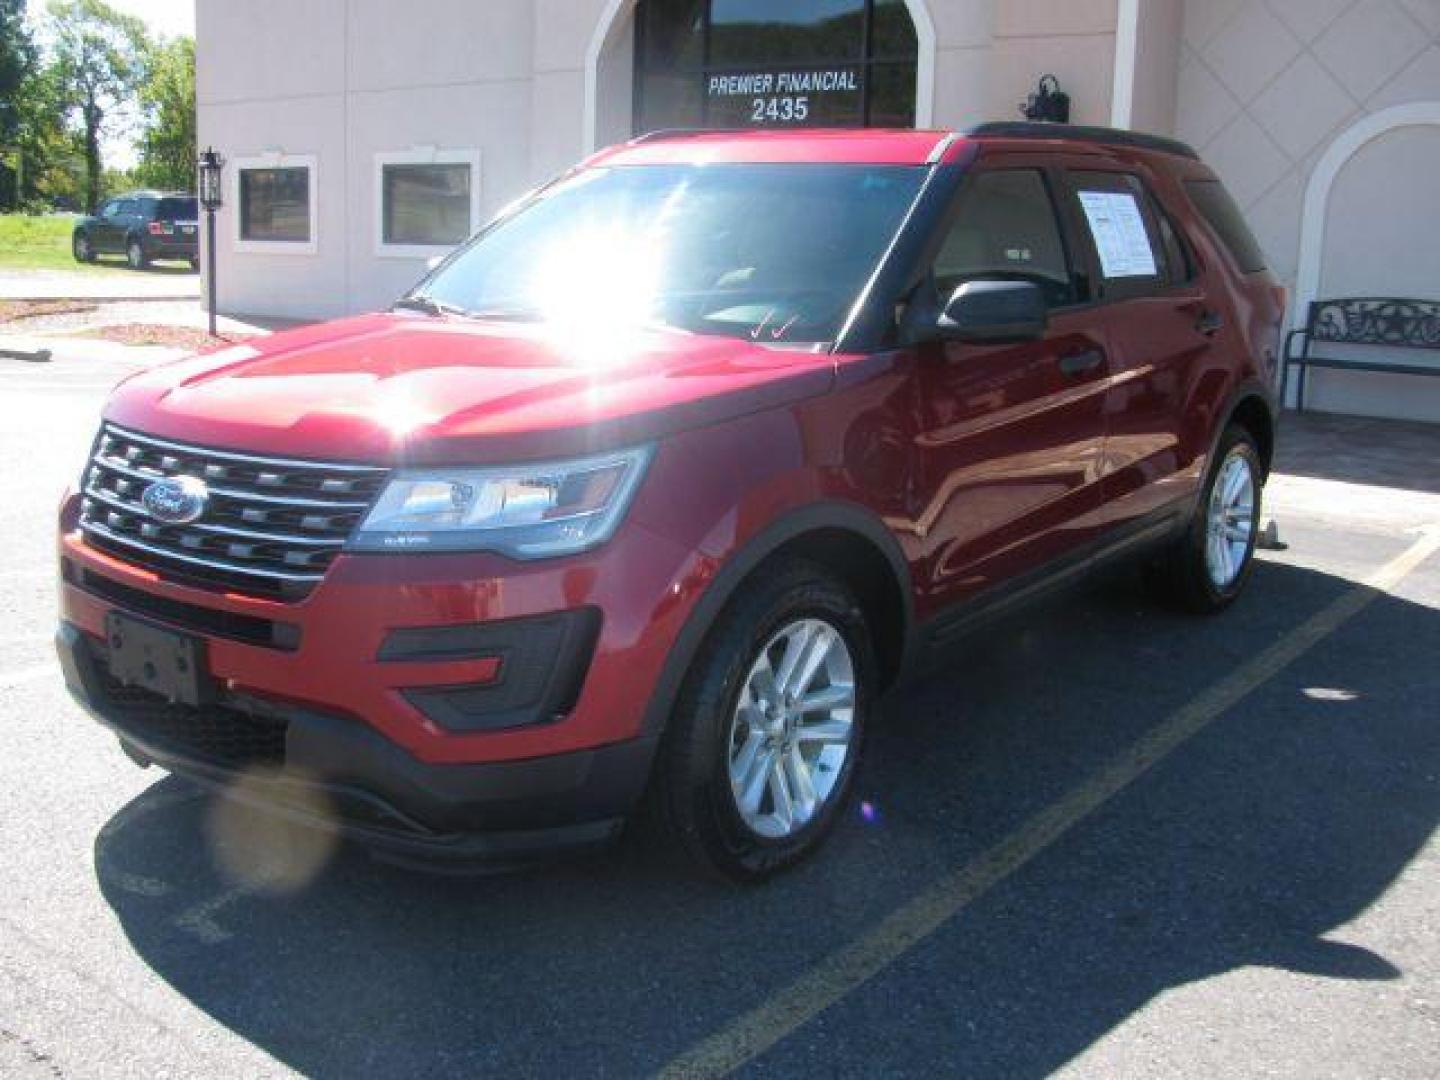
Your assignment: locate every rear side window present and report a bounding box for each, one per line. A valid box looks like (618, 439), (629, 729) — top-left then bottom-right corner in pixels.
(932, 169), (1076, 307)
(1185, 179), (1267, 273)
(1068, 170), (1167, 299)
(157, 197), (197, 220)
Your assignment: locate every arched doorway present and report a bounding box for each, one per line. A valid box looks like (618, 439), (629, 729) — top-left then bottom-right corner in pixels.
(586, 0), (935, 150)
(1293, 104), (1440, 420)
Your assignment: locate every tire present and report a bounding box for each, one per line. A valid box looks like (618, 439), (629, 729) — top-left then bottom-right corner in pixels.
(126, 238), (149, 270)
(188, 256), (200, 272)
(652, 558), (875, 882)
(72, 232), (95, 263)
(1150, 424), (1263, 614)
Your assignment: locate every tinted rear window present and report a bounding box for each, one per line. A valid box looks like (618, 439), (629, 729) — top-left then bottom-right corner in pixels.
(157, 197), (198, 220)
(1184, 180), (1266, 273)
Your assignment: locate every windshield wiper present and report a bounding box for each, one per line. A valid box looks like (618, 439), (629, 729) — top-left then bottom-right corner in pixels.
(392, 295), (469, 318)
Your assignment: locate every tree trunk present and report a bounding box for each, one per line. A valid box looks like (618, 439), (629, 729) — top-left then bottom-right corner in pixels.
(82, 100), (102, 215)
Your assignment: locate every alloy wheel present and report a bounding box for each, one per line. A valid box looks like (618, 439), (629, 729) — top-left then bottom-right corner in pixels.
(1205, 449), (1256, 589)
(727, 617), (856, 839)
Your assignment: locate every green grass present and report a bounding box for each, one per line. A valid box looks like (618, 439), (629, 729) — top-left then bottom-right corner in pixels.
(0, 214), (130, 273)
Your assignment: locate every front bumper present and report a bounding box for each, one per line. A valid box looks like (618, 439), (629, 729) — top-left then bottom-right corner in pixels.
(58, 493), (703, 764)
(57, 622), (656, 865)
(56, 480), (713, 863)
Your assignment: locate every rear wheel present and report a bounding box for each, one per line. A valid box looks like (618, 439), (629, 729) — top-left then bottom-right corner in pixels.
(72, 232), (95, 263)
(126, 238), (148, 270)
(653, 559), (874, 882)
(1150, 424), (1262, 613)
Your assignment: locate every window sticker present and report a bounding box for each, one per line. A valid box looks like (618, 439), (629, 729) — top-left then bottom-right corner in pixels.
(1077, 190), (1158, 278)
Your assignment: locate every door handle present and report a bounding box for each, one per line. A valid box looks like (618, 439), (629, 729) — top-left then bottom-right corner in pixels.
(1195, 310), (1224, 336)
(1058, 347), (1106, 376)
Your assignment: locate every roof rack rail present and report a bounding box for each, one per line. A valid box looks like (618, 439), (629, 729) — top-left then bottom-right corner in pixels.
(964, 122), (1200, 161)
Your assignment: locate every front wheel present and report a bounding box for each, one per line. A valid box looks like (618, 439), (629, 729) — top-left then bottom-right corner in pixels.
(653, 559), (874, 882)
(1150, 424), (1263, 614)
(72, 232), (95, 263)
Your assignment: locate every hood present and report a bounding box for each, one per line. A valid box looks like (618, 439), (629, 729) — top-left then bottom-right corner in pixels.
(104, 313), (836, 464)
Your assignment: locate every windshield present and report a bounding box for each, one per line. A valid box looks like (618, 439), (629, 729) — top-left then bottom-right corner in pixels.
(413, 163), (924, 346)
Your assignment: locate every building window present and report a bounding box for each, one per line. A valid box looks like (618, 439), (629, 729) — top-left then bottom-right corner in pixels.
(232, 155), (317, 254)
(634, 0), (918, 133)
(374, 150), (481, 258)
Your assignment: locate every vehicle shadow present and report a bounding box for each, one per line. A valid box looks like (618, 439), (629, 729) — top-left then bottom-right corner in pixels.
(92, 557), (1439, 1077)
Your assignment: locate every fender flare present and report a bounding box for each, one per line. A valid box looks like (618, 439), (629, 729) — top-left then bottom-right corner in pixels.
(1187, 377), (1278, 522)
(1215, 377), (1278, 471)
(638, 500), (914, 738)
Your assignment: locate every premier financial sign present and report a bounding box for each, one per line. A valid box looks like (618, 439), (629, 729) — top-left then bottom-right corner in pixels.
(705, 68), (863, 124)
(706, 69), (861, 97)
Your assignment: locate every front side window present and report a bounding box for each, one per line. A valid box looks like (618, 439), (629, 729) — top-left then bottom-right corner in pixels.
(235, 159), (315, 249)
(375, 152), (480, 255)
(932, 169), (1076, 308)
(414, 163), (924, 346)
(634, 0), (918, 132)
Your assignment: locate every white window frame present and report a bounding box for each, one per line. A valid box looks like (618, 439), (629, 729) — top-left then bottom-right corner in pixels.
(374, 148), (482, 259)
(232, 153), (319, 255)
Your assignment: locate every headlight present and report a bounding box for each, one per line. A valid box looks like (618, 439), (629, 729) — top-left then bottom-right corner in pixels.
(349, 444), (653, 558)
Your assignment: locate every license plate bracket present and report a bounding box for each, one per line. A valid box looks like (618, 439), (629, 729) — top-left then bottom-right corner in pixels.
(105, 612), (215, 706)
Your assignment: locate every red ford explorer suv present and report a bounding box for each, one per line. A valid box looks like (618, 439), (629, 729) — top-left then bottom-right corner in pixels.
(57, 124), (1284, 880)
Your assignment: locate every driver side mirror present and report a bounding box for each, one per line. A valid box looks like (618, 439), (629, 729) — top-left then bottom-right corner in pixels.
(937, 280), (1048, 344)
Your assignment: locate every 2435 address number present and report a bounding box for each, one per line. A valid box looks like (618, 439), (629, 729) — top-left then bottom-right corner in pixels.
(751, 96), (810, 123)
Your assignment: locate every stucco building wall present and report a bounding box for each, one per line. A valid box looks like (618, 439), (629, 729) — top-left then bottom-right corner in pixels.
(1171, 0), (1440, 419)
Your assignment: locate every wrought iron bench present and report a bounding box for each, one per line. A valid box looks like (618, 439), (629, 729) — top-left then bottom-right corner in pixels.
(1282, 298), (1440, 413)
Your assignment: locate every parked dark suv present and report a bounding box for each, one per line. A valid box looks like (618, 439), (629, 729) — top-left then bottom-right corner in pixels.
(72, 192), (200, 270)
(57, 124), (1284, 880)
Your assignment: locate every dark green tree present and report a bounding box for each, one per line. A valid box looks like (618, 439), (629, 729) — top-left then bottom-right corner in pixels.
(0, 0), (36, 209)
(134, 35), (194, 191)
(46, 0), (149, 213)
(12, 60), (86, 208)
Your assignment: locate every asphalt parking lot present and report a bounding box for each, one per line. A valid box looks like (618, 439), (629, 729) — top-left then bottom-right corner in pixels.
(2, 353), (1437, 1078)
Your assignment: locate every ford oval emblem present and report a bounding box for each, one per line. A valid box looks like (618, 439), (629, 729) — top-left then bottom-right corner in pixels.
(141, 475), (209, 525)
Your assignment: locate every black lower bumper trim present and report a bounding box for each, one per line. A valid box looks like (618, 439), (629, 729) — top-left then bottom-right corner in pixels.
(57, 622), (656, 866)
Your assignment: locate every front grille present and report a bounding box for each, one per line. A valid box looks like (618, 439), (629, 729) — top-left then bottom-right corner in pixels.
(79, 424), (389, 601)
(98, 669), (289, 768)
